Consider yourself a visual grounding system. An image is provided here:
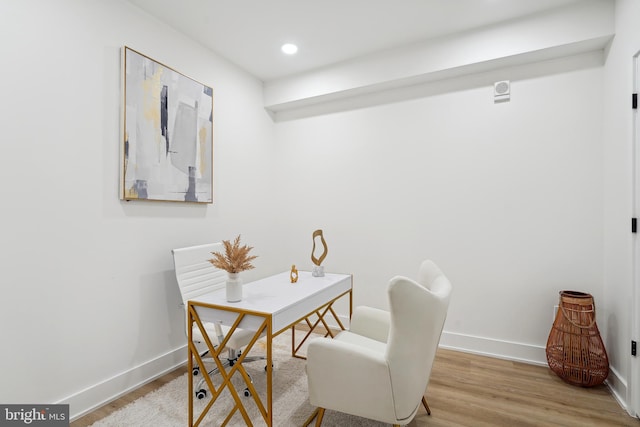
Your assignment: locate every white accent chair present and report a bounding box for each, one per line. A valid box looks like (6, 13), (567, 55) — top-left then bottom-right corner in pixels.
(172, 243), (265, 399)
(304, 260), (452, 427)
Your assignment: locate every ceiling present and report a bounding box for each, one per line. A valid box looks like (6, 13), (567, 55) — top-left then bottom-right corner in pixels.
(125, 0), (585, 82)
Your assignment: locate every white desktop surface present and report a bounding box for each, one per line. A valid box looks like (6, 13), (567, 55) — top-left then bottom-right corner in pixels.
(191, 271), (351, 333)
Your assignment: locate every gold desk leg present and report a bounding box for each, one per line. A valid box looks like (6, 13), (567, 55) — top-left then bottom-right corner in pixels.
(188, 307), (194, 427)
(266, 320), (273, 426)
(187, 303), (272, 426)
(292, 289), (352, 359)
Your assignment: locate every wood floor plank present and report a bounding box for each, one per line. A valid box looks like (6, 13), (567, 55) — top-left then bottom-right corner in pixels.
(421, 349), (637, 427)
(71, 348), (638, 426)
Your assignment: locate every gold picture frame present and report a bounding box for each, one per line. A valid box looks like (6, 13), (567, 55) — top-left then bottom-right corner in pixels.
(121, 47), (213, 203)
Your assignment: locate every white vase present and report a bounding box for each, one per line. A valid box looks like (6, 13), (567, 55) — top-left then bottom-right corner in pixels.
(226, 272), (242, 302)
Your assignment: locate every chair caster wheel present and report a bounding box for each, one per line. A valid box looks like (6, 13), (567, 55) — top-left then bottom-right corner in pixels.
(196, 389), (207, 399)
(192, 367), (200, 376)
(244, 388), (251, 397)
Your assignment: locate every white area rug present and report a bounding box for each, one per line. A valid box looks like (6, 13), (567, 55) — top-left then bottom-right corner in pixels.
(90, 332), (387, 426)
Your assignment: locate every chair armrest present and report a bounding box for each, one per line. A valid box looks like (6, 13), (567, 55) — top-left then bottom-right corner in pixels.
(306, 337), (394, 419)
(349, 306), (390, 343)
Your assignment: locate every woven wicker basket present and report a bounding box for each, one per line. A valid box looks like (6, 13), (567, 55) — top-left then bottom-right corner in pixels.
(546, 291), (609, 387)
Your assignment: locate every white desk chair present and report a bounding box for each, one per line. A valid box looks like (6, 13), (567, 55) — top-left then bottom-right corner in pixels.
(304, 260), (452, 426)
(172, 243), (265, 399)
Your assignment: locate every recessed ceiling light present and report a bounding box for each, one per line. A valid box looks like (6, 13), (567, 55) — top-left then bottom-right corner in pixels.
(281, 43), (298, 55)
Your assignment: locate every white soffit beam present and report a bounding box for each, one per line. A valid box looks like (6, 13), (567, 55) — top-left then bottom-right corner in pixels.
(264, 0), (614, 114)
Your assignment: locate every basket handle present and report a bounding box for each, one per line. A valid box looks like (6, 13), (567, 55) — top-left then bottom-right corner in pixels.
(560, 302), (596, 329)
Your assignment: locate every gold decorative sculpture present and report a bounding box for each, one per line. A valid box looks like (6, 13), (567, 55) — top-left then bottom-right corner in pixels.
(311, 229), (328, 277)
(290, 265), (299, 283)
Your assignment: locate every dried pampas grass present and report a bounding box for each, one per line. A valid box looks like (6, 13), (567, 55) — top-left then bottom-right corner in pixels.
(208, 235), (258, 273)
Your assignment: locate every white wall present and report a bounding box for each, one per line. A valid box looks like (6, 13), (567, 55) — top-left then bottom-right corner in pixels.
(0, 0), (277, 419)
(272, 52), (605, 366)
(602, 0), (640, 416)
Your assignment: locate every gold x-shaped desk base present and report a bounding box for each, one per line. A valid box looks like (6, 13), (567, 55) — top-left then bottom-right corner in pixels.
(291, 298), (349, 359)
(187, 289), (352, 427)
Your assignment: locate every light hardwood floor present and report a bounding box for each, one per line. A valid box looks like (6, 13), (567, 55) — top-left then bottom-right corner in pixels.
(71, 348), (638, 426)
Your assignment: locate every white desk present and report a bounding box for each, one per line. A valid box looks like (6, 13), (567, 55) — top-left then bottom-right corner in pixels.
(187, 271), (352, 426)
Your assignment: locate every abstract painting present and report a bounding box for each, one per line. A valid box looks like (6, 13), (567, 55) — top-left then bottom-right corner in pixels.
(121, 47), (213, 203)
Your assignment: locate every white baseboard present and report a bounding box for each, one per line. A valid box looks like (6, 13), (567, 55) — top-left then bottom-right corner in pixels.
(62, 345), (187, 421)
(605, 365), (631, 415)
(439, 331), (548, 366)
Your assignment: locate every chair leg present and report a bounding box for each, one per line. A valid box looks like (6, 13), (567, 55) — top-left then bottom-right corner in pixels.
(315, 408), (325, 427)
(422, 396), (431, 415)
(389, 396), (431, 426)
(302, 407), (325, 427)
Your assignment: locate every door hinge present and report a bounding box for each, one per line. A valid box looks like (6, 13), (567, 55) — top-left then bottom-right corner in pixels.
(633, 93), (638, 109)
(633, 340), (637, 356)
(633, 218), (637, 233)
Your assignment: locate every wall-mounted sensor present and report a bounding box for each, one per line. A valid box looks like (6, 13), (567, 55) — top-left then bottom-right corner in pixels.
(494, 80), (510, 102)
